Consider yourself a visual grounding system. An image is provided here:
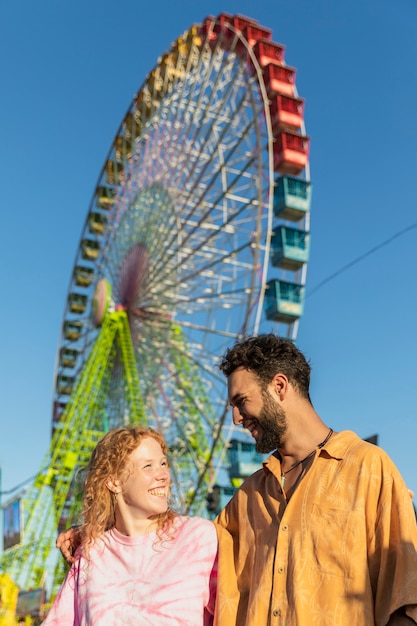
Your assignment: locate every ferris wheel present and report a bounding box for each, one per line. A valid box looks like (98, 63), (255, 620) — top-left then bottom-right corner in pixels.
(0, 13), (311, 595)
(54, 10), (311, 503)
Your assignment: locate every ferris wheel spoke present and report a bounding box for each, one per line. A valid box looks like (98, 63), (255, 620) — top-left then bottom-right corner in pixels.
(167, 97), (262, 206)
(162, 70), (256, 193)
(145, 51), (261, 187)
(146, 52), (234, 176)
(145, 161), (260, 284)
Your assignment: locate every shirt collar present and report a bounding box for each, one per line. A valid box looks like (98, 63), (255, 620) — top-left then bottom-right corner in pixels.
(261, 429), (354, 475)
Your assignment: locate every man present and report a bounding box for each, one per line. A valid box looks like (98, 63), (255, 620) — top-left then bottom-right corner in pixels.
(215, 333), (417, 626)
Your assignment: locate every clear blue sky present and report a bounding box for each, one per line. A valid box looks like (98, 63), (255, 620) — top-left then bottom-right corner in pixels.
(1, 0), (416, 504)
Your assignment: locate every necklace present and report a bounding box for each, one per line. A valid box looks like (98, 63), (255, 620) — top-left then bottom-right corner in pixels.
(281, 428), (333, 487)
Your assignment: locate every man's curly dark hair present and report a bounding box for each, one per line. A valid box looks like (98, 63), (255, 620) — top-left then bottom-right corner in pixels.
(219, 333), (312, 402)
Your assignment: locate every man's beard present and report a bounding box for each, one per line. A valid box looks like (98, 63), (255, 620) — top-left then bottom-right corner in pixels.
(255, 390), (288, 454)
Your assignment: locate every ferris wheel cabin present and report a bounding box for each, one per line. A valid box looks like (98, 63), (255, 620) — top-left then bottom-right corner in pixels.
(96, 185), (116, 209)
(269, 94), (305, 133)
(252, 39), (285, 66)
(59, 347), (79, 370)
(270, 226), (310, 271)
(81, 238), (100, 261)
(89, 211), (108, 236)
(273, 176), (312, 221)
(264, 279), (305, 323)
(68, 292), (87, 315)
(228, 439), (267, 485)
(56, 374), (75, 397)
(73, 265), (94, 288)
(273, 131), (310, 175)
(63, 320), (82, 342)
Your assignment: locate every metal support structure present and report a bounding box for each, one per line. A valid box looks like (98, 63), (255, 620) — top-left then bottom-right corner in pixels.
(0, 310), (145, 594)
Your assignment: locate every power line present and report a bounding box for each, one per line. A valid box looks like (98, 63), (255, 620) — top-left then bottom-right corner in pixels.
(307, 221), (417, 298)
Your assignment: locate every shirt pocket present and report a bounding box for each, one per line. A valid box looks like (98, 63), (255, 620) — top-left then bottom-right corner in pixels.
(308, 504), (360, 578)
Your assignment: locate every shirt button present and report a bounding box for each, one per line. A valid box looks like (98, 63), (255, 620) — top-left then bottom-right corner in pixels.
(278, 566), (285, 573)
(282, 524), (288, 531)
(273, 609), (281, 617)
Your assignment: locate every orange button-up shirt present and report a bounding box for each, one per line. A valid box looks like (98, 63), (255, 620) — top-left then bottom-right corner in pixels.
(215, 430), (417, 626)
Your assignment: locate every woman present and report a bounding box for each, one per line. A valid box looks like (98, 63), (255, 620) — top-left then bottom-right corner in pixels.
(44, 426), (218, 625)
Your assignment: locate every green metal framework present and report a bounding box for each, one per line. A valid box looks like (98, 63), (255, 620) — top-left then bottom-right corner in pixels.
(0, 310), (145, 593)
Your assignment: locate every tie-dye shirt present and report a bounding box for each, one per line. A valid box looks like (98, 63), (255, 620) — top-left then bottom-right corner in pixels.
(44, 516), (218, 626)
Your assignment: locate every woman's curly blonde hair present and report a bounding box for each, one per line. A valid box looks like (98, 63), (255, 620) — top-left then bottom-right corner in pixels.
(78, 426), (177, 556)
